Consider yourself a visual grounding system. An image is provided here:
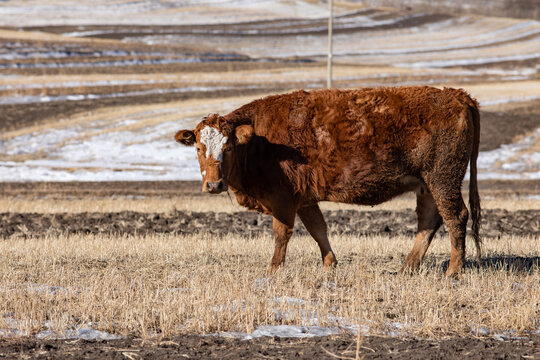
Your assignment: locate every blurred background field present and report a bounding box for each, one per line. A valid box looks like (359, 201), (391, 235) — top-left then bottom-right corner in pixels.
(0, 0), (539, 182)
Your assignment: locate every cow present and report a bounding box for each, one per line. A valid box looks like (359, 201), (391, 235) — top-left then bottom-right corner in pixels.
(175, 87), (481, 276)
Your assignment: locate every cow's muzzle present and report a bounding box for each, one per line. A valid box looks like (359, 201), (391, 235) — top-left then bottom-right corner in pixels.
(204, 180), (227, 194)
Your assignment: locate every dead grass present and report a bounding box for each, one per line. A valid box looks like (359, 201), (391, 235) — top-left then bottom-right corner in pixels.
(0, 232), (537, 339)
(2, 193), (540, 213)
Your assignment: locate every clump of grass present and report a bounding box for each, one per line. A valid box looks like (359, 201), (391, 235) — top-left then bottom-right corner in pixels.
(0, 232), (537, 339)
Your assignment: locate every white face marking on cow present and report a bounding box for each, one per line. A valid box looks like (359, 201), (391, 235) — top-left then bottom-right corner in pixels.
(201, 170), (206, 177)
(200, 126), (228, 163)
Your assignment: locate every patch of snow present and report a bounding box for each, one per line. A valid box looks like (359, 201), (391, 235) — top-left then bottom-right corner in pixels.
(215, 323), (372, 340)
(0, 96), (247, 182)
(253, 277), (272, 290)
(234, 325), (348, 339)
(22, 283), (68, 295)
(0, 57), (240, 70)
(481, 96), (540, 106)
(470, 327), (529, 341)
(0, 0), (342, 26)
(0, 79), (169, 91)
(475, 128), (540, 180)
(522, 194), (540, 200)
(0, 50), (163, 60)
(273, 296), (307, 306)
(0, 111), (203, 181)
(301, 26), (540, 58)
(36, 326), (123, 340)
(396, 52), (540, 68)
(150, 13), (433, 36)
(212, 300), (248, 313)
(0, 316), (123, 340)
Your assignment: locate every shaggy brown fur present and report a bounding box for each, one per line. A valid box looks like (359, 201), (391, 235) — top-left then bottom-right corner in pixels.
(175, 86), (481, 276)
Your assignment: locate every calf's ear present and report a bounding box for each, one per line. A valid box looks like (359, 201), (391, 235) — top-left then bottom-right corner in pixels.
(235, 125), (254, 144)
(175, 130), (196, 146)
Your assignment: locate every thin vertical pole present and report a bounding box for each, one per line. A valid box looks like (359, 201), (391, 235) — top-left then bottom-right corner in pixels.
(327, 0), (333, 88)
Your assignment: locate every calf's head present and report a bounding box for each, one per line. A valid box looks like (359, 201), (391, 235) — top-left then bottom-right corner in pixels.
(175, 115), (254, 194)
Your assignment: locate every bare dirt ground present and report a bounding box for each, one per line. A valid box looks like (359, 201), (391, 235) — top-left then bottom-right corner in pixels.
(1, 333), (538, 359)
(1, 180), (539, 240)
(2, 202), (540, 239)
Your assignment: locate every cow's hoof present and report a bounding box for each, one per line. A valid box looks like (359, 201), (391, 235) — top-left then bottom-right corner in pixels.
(323, 254), (338, 270)
(267, 264), (281, 275)
(444, 267), (462, 278)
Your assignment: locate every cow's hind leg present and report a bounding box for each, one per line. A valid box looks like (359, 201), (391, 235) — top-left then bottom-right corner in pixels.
(401, 186), (442, 273)
(269, 216), (294, 273)
(426, 181), (469, 277)
(297, 204), (337, 269)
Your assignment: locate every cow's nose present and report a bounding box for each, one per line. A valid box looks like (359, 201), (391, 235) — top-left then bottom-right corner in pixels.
(206, 181), (224, 194)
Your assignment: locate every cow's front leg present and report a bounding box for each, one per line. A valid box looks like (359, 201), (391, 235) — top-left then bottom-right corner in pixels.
(269, 216), (294, 273)
(297, 204), (337, 270)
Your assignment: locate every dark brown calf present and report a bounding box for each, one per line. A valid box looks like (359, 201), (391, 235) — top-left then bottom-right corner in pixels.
(175, 87), (481, 276)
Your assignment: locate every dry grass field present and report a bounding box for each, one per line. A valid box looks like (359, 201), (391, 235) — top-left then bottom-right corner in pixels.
(3, 190), (540, 213)
(0, 182), (538, 344)
(0, 231), (538, 339)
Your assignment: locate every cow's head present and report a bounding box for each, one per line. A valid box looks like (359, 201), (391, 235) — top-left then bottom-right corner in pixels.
(175, 114), (254, 194)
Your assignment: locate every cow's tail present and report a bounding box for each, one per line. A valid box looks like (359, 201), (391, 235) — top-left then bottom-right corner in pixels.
(468, 99), (482, 265)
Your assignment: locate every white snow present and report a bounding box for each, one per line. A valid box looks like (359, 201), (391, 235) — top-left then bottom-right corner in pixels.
(0, 50), (160, 60)
(0, 283), (123, 340)
(0, 319), (123, 340)
(218, 325), (352, 340)
(0, 0), (345, 26)
(397, 52), (540, 68)
(0, 57), (226, 70)
(481, 96), (540, 106)
(1, 284), (536, 340)
(476, 128), (540, 180)
(0, 98), (253, 181)
(35, 326), (124, 340)
(0, 79), (170, 91)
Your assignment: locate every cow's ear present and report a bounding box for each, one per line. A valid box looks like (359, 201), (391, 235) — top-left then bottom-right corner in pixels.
(235, 125), (254, 144)
(175, 130), (196, 146)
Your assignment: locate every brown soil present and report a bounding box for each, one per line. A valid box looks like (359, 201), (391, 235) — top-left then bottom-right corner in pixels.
(0, 333), (538, 359)
(0, 178), (538, 239)
(2, 180), (539, 239)
(2, 208), (539, 239)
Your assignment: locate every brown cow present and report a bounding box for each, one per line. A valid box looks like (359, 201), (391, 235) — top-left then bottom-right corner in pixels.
(175, 87), (481, 276)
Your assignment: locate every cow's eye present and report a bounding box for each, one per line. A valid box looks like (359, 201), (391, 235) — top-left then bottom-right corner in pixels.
(196, 147), (202, 152)
(223, 146), (231, 152)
